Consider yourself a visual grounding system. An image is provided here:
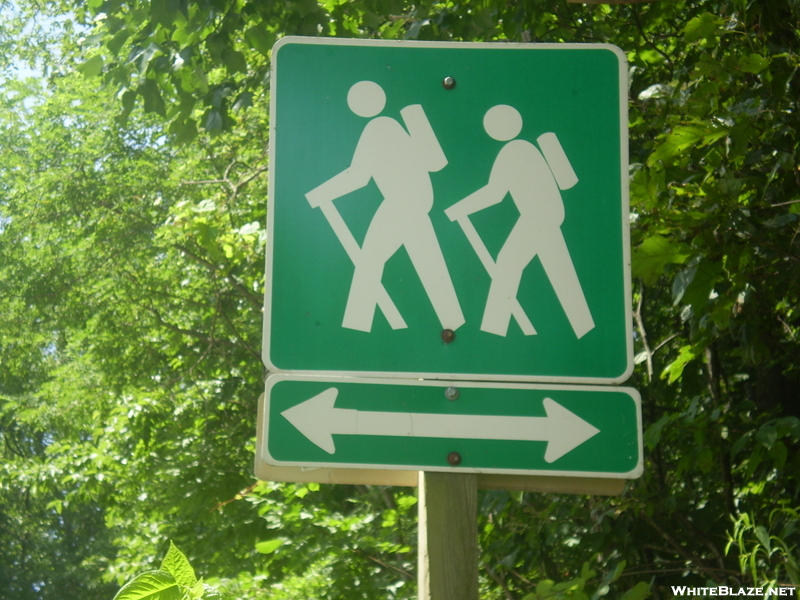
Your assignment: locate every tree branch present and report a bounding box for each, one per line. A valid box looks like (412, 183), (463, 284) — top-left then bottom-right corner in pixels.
(174, 243), (262, 308)
(485, 566), (516, 600)
(641, 512), (724, 583)
(634, 280), (654, 382)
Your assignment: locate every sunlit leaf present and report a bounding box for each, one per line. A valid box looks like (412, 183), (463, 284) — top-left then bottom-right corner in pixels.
(255, 538), (287, 554)
(112, 570), (181, 600)
(684, 12), (724, 43)
(161, 541), (197, 589)
(631, 235), (690, 285)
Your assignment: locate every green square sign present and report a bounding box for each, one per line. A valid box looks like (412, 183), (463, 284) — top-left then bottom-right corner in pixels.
(264, 37), (632, 383)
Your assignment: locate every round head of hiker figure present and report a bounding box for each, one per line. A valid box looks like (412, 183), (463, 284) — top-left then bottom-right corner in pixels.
(347, 81), (386, 118)
(483, 104), (523, 141)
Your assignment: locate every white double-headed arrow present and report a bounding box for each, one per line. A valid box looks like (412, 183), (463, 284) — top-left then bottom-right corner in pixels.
(281, 388), (600, 463)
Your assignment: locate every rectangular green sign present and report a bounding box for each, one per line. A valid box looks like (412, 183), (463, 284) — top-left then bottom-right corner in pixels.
(264, 37), (631, 383)
(262, 375), (642, 478)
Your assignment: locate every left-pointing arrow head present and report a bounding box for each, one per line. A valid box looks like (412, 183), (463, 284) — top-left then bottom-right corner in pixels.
(281, 388), (356, 454)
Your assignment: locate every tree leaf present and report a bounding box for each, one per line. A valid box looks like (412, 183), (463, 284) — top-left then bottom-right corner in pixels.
(113, 570), (181, 600)
(644, 414), (674, 450)
(138, 79), (167, 117)
(107, 28), (132, 54)
(620, 581), (651, 600)
(731, 432), (752, 458)
(536, 579), (555, 597)
(171, 117), (198, 145)
(661, 345), (701, 384)
(222, 49), (247, 74)
(754, 526), (771, 553)
(244, 23), (275, 56)
(161, 541), (197, 588)
(132, 42), (163, 74)
(78, 55), (104, 78)
(756, 425), (778, 449)
(150, 0), (184, 27)
(255, 538), (286, 554)
(202, 586), (224, 600)
(683, 12), (723, 43)
(232, 91), (253, 112)
(648, 124), (726, 166)
(681, 259), (720, 315)
(739, 53), (769, 74)
(672, 264), (698, 306)
(189, 578), (204, 599)
(631, 235), (689, 285)
(203, 109), (223, 135)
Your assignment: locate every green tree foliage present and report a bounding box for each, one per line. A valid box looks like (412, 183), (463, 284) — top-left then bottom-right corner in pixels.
(0, 68), (268, 597)
(1, 0), (799, 599)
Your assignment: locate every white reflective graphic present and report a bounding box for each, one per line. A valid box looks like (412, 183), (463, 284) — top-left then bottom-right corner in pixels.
(282, 387), (600, 462)
(306, 81), (464, 333)
(445, 105), (595, 338)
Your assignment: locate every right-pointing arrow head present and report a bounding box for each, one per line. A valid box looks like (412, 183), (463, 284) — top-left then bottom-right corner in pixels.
(542, 397), (600, 463)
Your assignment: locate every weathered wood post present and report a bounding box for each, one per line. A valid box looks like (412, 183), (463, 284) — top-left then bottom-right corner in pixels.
(418, 472), (479, 600)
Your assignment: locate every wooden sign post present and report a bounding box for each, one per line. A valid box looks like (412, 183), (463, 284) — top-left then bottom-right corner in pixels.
(418, 472), (479, 600)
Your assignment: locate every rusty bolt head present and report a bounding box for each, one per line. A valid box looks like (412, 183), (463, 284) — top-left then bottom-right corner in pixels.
(447, 452), (462, 466)
(442, 76), (456, 90)
(441, 329), (456, 344)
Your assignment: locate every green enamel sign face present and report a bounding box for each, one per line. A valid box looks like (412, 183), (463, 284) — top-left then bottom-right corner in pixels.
(262, 375), (643, 478)
(264, 37), (632, 383)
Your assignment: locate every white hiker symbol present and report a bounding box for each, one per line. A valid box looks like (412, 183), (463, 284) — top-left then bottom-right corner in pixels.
(306, 81), (465, 333)
(445, 104), (595, 339)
